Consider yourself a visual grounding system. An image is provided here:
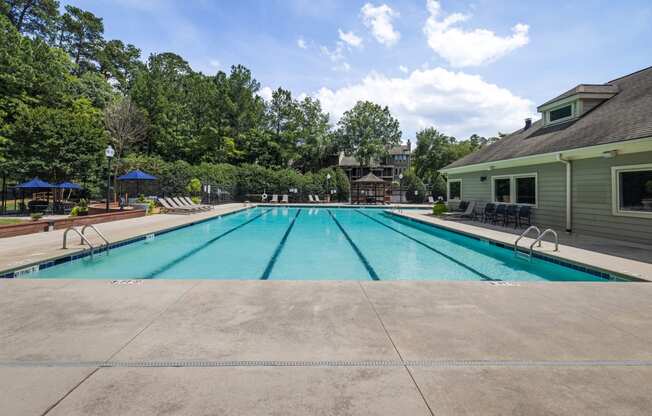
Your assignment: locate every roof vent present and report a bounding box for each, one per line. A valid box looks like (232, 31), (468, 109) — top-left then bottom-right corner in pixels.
(524, 118), (532, 130)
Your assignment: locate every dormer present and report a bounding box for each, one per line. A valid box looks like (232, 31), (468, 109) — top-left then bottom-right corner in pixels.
(537, 84), (619, 126)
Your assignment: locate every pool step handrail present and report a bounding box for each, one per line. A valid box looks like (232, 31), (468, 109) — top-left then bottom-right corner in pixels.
(529, 228), (559, 259)
(81, 224), (110, 254)
(63, 227), (96, 259)
(513, 225), (541, 259)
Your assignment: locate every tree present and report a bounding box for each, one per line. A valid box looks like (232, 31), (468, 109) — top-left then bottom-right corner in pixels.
(97, 39), (141, 92)
(2, 0), (59, 39)
(59, 5), (104, 74)
(295, 97), (332, 172)
(266, 88), (299, 167)
(336, 101), (401, 168)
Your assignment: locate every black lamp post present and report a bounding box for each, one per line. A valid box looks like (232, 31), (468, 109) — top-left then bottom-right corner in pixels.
(105, 145), (115, 212)
(399, 173), (404, 206)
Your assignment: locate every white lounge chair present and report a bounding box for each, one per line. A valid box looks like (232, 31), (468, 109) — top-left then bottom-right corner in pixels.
(171, 197), (203, 212)
(181, 196), (211, 211)
(314, 195), (322, 203)
(428, 196), (435, 204)
(281, 195), (289, 204)
(270, 194), (278, 203)
(158, 198), (193, 214)
(308, 195), (315, 203)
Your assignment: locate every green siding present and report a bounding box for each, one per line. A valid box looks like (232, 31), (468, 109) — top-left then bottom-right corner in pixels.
(448, 151), (652, 245)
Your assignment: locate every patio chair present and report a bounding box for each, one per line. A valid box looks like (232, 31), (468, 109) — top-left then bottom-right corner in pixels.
(443, 201), (476, 220)
(471, 201), (486, 221)
(314, 195), (322, 203)
(171, 197), (203, 212)
(158, 198), (193, 214)
(482, 203), (496, 223)
(494, 204), (508, 226)
(281, 195), (289, 204)
(518, 205), (532, 227)
(427, 196), (435, 204)
(308, 195), (315, 203)
(270, 194), (278, 203)
(181, 196), (211, 211)
(456, 200), (469, 212)
(505, 205), (519, 228)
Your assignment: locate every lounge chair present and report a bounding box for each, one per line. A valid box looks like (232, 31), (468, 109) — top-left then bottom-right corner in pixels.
(171, 197), (203, 212)
(454, 200), (469, 212)
(308, 195), (315, 203)
(314, 195), (322, 203)
(281, 195), (289, 204)
(270, 194), (278, 203)
(443, 201), (476, 220)
(158, 198), (193, 214)
(428, 196), (435, 204)
(181, 196), (211, 211)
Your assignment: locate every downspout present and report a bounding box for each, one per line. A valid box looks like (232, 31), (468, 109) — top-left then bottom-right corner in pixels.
(556, 153), (572, 232)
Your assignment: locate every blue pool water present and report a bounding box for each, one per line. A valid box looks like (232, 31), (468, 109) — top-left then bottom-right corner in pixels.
(31, 207), (607, 281)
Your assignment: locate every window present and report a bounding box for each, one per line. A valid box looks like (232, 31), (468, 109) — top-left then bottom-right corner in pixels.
(549, 105), (572, 122)
(447, 179), (462, 201)
(516, 176), (536, 204)
(493, 177), (511, 203)
(612, 164), (652, 218)
(492, 173), (537, 206)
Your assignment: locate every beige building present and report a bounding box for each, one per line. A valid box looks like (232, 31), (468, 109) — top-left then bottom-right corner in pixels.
(440, 66), (652, 246)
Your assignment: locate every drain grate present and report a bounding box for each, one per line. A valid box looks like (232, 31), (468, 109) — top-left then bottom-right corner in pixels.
(2, 359), (652, 368)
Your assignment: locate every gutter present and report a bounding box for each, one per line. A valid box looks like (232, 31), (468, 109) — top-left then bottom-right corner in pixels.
(556, 153), (572, 232)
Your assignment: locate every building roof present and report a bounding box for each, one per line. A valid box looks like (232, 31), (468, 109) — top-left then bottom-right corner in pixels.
(354, 173), (386, 183)
(537, 83), (619, 109)
(444, 66), (652, 171)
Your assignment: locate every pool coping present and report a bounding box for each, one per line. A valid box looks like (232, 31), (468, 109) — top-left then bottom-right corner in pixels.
(0, 205), (255, 279)
(386, 210), (650, 282)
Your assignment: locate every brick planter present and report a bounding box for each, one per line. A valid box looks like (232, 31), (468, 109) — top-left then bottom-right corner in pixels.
(0, 209), (146, 238)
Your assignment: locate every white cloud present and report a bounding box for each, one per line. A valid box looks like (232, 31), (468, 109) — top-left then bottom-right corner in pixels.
(258, 86), (274, 101)
(399, 65), (408, 73)
(314, 67), (534, 139)
(361, 3), (400, 46)
(209, 59), (221, 68)
(338, 29), (363, 48)
(320, 42), (351, 72)
(297, 37), (307, 49)
(424, 0), (529, 67)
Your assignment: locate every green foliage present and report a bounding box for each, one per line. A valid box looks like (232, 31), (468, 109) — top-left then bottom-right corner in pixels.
(186, 178), (201, 195)
(2, 0), (59, 39)
(69, 206), (79, 216)
(60, 5), (104, 73)
(77, 198), (88, 212)
(432, 202), (448, 216)
(337, 101), (401, 167)
(402, 170), (426, 203)
(30, 212), (43, 221)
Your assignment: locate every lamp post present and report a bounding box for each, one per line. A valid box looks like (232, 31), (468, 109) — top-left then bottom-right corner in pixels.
(398, 173), (404, 206)
(105, 145), (115, 212)
(326, 173), (332, 203)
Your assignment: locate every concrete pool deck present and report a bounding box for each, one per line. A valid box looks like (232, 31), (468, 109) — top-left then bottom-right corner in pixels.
(1, 280), (652, 415)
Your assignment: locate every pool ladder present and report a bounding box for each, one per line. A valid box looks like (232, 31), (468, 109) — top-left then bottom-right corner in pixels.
(514, 226), (558, 262)
(62, 225), (111, 259)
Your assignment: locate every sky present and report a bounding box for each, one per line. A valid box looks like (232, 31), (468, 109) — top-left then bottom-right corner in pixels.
(63, 0), (652, 141)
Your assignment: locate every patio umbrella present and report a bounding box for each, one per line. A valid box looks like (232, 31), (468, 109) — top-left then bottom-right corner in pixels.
(15, 178), (56, 212)
(56, 182), (83, 200)
(117, 169), (157, 197)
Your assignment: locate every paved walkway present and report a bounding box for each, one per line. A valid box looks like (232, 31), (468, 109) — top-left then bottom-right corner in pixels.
(1, 280), (651, 415)
(0, 203), (249, 273)
(392, 210), (652, 281)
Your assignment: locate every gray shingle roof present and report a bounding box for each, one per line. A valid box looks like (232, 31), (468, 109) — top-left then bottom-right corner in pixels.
(444, 66), (652, 170)
(537, 84), (619, 109)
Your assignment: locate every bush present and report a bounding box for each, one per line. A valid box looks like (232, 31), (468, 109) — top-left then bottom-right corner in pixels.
(186, 178), (202, 195)
(432, 202), (448, 216)
(77, 198), (89, 213)
(30, 212), (43, 221)
(403, 170), (426, 203)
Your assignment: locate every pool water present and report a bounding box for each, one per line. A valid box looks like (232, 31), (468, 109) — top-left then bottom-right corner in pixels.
(32, 207), (606, 281)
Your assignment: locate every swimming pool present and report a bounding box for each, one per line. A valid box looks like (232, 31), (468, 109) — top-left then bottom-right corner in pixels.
(27, 207), (611, 281)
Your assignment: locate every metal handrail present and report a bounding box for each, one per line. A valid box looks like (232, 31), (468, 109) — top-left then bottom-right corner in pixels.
(81, 224), (110, 253)
(514, 225), (541, 255)
(63, 227), (95, 259)
(529, 228), (559, 258)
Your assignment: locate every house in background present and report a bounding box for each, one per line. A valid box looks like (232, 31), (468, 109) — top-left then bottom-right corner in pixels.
(440, 66), (652, 246)
(337, 140), (412, 183)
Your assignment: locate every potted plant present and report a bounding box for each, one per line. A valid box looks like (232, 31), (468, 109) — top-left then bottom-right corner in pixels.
(642, 180), (652, 210)
(77, 199), (89, 216)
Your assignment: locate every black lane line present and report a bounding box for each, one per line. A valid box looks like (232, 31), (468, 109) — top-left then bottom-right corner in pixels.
(260, 209), (302, 280)
(326, 209), (379, 281)
(355, 210), (499, 281)
(145, 209), (272, 279)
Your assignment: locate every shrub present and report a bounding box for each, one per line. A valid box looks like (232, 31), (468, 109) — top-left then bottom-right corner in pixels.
(30, 212), (43, 221)
(432, 202), (448, 216)
(77, 198), (89, 213)
(403, 170), (426, 203)
(70, 206), (79, 217)
(186, 178), (202, 195)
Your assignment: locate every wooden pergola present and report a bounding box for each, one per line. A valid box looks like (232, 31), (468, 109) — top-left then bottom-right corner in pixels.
(351, 173), (391, 205)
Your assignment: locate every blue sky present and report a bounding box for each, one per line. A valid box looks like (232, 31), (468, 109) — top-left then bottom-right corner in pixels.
(63, 0), (652, 140)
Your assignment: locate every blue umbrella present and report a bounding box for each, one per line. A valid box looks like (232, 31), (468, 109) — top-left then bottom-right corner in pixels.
(15, 177), (55, 189)
(56, 181), (83, 190)
(117, 169), (157, 181)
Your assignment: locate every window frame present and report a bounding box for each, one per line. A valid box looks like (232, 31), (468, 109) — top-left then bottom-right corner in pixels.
(491, 173), (538, 207)
(546, 101), (577, 125)
(447, 179), (462, 201)
(611, 163), (652, 219)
